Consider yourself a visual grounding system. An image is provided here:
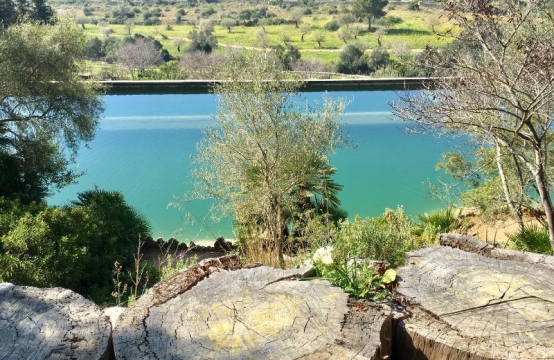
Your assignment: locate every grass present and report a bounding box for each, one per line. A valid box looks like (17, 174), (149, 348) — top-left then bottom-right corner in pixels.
(80, 6), (456, 66)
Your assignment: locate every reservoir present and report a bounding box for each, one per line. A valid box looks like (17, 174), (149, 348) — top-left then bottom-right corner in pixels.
(48, 89), (451, 242)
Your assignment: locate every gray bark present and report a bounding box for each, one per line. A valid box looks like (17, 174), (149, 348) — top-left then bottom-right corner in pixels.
(393, 237), (554, 359)
(113, 255), (390, 360)
(0, 283), (111, 360)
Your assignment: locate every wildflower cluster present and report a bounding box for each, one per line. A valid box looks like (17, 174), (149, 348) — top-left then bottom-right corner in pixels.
(310, 246), (396, 300)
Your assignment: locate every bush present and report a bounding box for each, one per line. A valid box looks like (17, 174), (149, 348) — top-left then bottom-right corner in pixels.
(415, 207), (464, 245)
(324, 19), (340, 31)
(0, 189), (155, 304)
(337, 44), (369, 75)
(368, 47), (390, 72)
(407, 0), (420, 10)
(507, 224), (552, 255)
(329, 208), (416, 268)
(201, 7), (216, 18)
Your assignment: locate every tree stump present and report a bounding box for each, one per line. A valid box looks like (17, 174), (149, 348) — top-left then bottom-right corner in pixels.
(113, 255), (391, 359)
(0, 283), (111, 360)
(393, 244), (554, 359)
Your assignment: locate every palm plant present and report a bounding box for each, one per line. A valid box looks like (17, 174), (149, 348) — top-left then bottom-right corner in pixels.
(415, 207), (464, 245)
(289, 156), (347, 237)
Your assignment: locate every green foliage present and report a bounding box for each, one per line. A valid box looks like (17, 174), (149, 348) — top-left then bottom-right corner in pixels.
(331, 208), (415, 268)
(310, 245), (396, 300)
(324, 19), (340, 31)
(415, 207), (464, 245)
(352, 0), (389, 30)
(507, 224), (552, 255)
(0, 189), (153, 304)
(368, 46), (390, 72)
(187, 28), (217, 53)
(337, 44), (369, 74)
(192, 52), (346, 267)
(160, 254), (198, 279)
(0, 0), (53, 27)
(0, 20), (103, 203)
(407, 0), (420, 11)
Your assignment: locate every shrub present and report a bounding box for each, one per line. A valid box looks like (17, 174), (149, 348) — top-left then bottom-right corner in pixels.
(160, 253), (198, 279)
(507, 224), (552, 255)
(329, 208), (416, 268)
(324, 19), (340, 31)
(201, 7), (216, 18)
(414, 207), (464, 245)
(0, 189), (155, 304)
(368, 47), (390, 72)
(337, 44), (369, 75)
(407, 0), (420, 10)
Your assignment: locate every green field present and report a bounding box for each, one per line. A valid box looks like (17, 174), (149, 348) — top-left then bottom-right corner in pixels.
(84, 6), (455, 60)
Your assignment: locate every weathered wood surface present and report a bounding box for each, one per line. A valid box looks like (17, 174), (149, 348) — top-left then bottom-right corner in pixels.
(394, 245), (554, 359)
(440, 233), (554, 271)
(113, 255), (390, 360)
(0, 283), (111, 360)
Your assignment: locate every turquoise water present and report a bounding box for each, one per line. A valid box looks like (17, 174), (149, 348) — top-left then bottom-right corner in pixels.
(48, 90), (450, 242)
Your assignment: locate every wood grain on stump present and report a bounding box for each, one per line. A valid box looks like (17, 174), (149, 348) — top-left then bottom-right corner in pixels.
(0, 283), (111, 360)
(394, 245), (554, 359)
(113, 255), (390, 360)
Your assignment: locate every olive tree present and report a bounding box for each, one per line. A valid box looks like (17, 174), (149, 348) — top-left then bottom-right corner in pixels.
(392, 0), (554, 250)
(0, 20), (103, 203)
(192, 52), (347, 267)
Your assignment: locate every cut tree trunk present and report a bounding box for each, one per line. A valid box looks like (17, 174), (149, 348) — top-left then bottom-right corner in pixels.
(393, 236), (554, 359)
(0, 283), (112, 360)
(113, 255), (392, 360)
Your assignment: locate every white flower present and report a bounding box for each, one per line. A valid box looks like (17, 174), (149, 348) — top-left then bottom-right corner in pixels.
(321, 253), (333, 265)
(313, 246), (333, 265)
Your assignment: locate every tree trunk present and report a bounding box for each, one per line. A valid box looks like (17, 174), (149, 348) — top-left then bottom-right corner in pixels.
(530, 148), (554, 251)
(495, 142), (524, 229)
(0, 283), (112, 360)
(276, 202), (285, 269)
(368, 17), (372, 31)
(392, 236), (554, 359)
(113, 255), (391, 359)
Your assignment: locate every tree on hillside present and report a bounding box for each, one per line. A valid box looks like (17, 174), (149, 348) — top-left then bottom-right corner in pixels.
(300, 24), (311, 42)
(337, 27), (354, 44)
(352, 0), (388, 31)
(312, 30), (326, 48)
(186, 28), (217, 53)
(191, 52), (347, 268)
(290, 8), (305, 28)
(0, 20), (103, 203)
(391, 0), (554, 251)
(338, 13), (357, 28)
(116, 37), (163, 79)
(220, 18), (235, 33)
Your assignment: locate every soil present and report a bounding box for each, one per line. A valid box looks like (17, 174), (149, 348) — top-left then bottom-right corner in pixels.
(459, 209), (542, 245)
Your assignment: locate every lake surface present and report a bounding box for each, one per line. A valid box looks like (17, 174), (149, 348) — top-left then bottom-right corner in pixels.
(48, 90), (452, 242)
